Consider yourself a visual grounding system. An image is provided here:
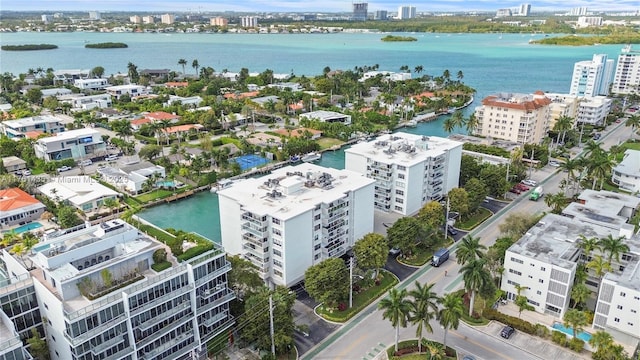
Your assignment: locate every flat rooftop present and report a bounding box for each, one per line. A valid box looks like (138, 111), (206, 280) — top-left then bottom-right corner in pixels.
(2, 115), (61, 128)
(345, 132), (463, 167)
(37, 128), (100, 143)
(508, 214), (615, 270)
(613, 150), (640, 177)
(218, 163), (375, 219)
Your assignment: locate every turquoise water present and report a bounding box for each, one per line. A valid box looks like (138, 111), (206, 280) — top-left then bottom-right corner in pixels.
(552, 322), (592, 342)
(5, 222), (43, 234)
(33, 243), (51, 253)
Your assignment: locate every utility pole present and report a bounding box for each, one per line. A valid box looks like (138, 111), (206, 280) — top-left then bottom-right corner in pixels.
(444, 196), (450, 241)
(349, 257), (354, 308)
(269, 294), (275, 357)
(528, 148), (535, 179)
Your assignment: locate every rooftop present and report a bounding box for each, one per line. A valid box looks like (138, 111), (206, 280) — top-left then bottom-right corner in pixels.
(218, 163), (375, 219)
(299, 110), (348, 120)
(508, 214), (615, 270)
(481, 91), (552, 111)
(1, 115), (62, 128)
(345, 132), (463, 167)
(613, 149), (640, 177)
(0, 187), (44, 212)
(37, 176), (119, 207)
(604, 253), (640, 292)
(36, 128), (100, 143)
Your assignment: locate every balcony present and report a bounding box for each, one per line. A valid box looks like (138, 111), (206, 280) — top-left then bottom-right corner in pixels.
(103, 346), (134, 360)
(197, 291), (235, 314)
(130, 284), (193, 316)
(136, 316), (193, 348)
(65, 313), (127, 346)
(243, 243), (266, 257)
(137, 302), (191, 331)
(138, 330), (194, 360)
(203, 311), (229, 327)
(90, 335), (127, 356)
(241, 213), (266, 226)
(242, 232), (268, 248)
(241, 222), (268, 237)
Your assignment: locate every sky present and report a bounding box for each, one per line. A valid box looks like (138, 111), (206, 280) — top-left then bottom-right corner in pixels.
(2, 0), (638, 13)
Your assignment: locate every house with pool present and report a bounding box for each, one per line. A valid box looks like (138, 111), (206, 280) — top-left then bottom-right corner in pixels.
(0, 187), (46, 228)
(37, 176), (120, 214)
(97, 161), (166, 194)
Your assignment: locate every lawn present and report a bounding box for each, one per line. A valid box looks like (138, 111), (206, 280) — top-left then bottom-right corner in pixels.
(317, 269), (398, 322)
(456, 208), (492, 230)
(317, 137), (344, 150)
(386, 339), (457, 360)
(620, 140), (640, 151)
(135, 189), (174, 203)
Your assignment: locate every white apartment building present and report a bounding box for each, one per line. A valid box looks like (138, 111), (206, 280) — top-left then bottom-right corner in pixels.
(612, 45), (640, 95)
(105, 85), (148, 100)
(88, 11), (101, 20)
(0, 219), (234, 360)
(496, 9), (512, 17)
(577, 16), (603, 28)
(0, 115), (66, 139)
(594, 266), (640, 346)
(61, 93), (112, 110)
(130, 15), (142, 24)
(299, 110), (352, 125)
(240, 16), (259, 28)
(473, 91), (551, 144)
(218, 163), (375, 287)
(570, 54), (615, 97)
(517, 3), (531, 16)
(544, 93), (579, 130)
(397, 6), (416, 19)
(161, 13), (175, 24)
(53, 69), (90, 85)
(345, 133), (462, 215)
(612, 150), (640, 193)
(142, 16), (155, 24)
(74, 78), (110, 91)
(34, 128), (106, 162)
(576, 96), (612, 126)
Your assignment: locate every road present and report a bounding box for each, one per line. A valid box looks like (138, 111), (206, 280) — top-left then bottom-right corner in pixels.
(301, 121), (630, 360)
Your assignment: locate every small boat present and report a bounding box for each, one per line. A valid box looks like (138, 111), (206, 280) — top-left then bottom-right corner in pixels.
(210, 179), (234, 193)
(301, 152), (321, 162)
(406, 120), (417, 127)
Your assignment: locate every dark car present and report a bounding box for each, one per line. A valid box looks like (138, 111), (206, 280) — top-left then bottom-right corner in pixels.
(389, 247), (402, 257)
(462, 356), (476, 360)
(447, 227), (458, 236)
(501, 325), (515, 339)
(509, 188), (521, 194)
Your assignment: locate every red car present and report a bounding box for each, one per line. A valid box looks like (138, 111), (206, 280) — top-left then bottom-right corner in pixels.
(515, 183), (530, 191)
(509, 188), (521, 194)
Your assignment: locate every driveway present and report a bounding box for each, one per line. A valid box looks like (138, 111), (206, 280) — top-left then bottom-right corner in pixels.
(384, 256), (417, 281)
(292, 285), (339, 356)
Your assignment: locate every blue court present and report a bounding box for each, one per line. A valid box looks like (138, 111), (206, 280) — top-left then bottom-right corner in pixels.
(234, 154), (269, 171)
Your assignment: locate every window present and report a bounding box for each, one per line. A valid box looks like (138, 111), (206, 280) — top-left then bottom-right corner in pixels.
(314, 244), (321, 251)
(617, 305), (623, 310)
(628, 322), (634, 326)
(539, 279), (544, 283)
(620, 292), (627, 297)
(397, 165), (406, 171)
(395, 206), (403, 211)
(631, 309), (637, 314)
(530, 263), (535, 267)
(314, 214), (321, 221)
(398, 174), (405, 180)
(272, 218), (281, 225)
(314, 224), (321, 231)
(314, 254), (320, 260)
(273, 249), (282, 257)
(272, 228), (281, 236)
(614, 318), (620, 322)
(395, 189), (404, 195)
(395, 198), (403, 204)
(541, 267), (546, 271)
(537, 290), (542, 295)
(510, 257), (523, 264)
(508, 269), (522, 276)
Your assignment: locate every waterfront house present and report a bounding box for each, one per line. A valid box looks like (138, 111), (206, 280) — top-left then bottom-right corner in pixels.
(105, 84), (148, 100)
(163, 95), (203, 108)
(98, 161), (166, 194)
(53, 69), (90, 84)
(0, 115), (66, 139)
(73, 78), (110, 92)
(0, 187), (46, 228)
(34, 128), (106, 162)
(299, 110), (352, 125)
(37, 176), (120, 213)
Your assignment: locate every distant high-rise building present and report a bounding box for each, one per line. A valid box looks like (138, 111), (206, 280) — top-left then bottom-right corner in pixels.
(41, 14), (54, 24)
(240, 16), (259, 28)
(397, 6), (417, 19)
(88, 11), (101, 20)
(577, 16), (602, 28)
(129, 15), (142, 24)
(496, 9), (512, 17)
(570, 54), (614, 97)
(352, 3), (368, 21)
(161, 13), (175, 25)
(142, 15), (155, 24)
(210, 17), (228, 27)
(568, 6), (588, 16)
(374, 10), (388, 20)
(612, 45), (640, 95)
(518, 3), (531, 16)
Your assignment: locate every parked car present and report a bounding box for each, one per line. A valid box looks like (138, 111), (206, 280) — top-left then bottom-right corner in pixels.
(389, 247), (402, 257)
(548, 160), (560, 167)
(22, 169), (31, 176)
(592, 133), (601, 140)
(57, 166), (72, 173)
(78, 159), (93, 166)
(105, 155), (119, 161)
(522, 179), (537, 187)
(515, 183), (529, 191)
(501, 325), (515, 339)
(509, 188), (521, 194)
(447, 227), (458, 236)
(462, 356), (476, 360)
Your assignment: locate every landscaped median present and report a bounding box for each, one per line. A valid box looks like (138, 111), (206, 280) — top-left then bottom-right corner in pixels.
(315, 269), (398, 323)
(456, 207), (492, 231)
(386, 339), (456, 360)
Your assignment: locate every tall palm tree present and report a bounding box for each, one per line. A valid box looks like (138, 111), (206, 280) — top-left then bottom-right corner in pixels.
(408, 282), (439, 353)
(578, 235), (601, 261)
(127, 62), (139, 83)
(559, 158), (582, 194)
(438, 292), (463, 349)
(586, 152), (614, 190)
(624, 114), (640, 138)
(443, 117), (456, 133)
(570, 282), (590, 309)
(465, 113), (479, 135)
(553, 115), (574, 145)
(544, 191), (566, 214)
(588, 331), (614, 354)
(178, 58), (187, 75)
(442, 69), (451, 83)
(192, 59), (200, 78)
(456, 70), (464, 81)
(598, 234), (629, 265)
(455, 235), (486, 265)
(563, 309), (588, 339)
(460, 258), (491, 316)
(587, 255), (612, 294)
(414, 65), (423, 74)
(378, 288), (412, 353)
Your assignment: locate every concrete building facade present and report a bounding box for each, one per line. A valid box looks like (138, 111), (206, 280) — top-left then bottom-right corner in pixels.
(612, 45), (640, 95)
(397, 6), (416, 19)
(576, 96), (612, 126)
(34, 128), (106, 162)
(570, 54), (615, 97)
(352, 3), (369, 21)
(612, 149), (640, 193)
(0, 115), (65, 139)
(345, 133), (462, 215)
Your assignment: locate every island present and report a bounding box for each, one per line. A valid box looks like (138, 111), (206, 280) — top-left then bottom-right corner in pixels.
(531, 34), (640, 46)
(381, 35), (418, 42)
(1, 44), (58, 51)
(85, 42), (128, 49)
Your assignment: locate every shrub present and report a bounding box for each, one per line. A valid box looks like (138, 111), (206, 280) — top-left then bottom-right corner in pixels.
(483, 308), (536, 334)
(568, 337), (584, 352)
(338, 303), (347, 311)
(534, 323), (550, 338)
(551, 330), (568, 346)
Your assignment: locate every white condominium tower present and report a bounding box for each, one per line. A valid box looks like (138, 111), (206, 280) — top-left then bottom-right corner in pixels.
(473, 91), (551, 144)
(570, 54), (614, 97)
(397, 6), (416, 19)
(218, 164), (375, 288)
(612, 45), (640, 95)
(345, 132), (462, 215)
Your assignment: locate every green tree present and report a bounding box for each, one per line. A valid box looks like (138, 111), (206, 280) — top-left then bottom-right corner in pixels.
(25, 88), (43, 104)
(57, 205), (82, 228)
(578, 235), (601, 261)
(447, 187), (470, 219)
(598, 234), (629, 265)
(42, 96), (59, 112)
(192, 59), (200, 78)
(417, 201), (445, 230)
(624, 114), (640, 138)
(353, 233), (388, 278)
(587, 255), (612, 285)
(91, 66), (105, 78)
(304, 258), (348, 308)
(386, 216), (424, 256)
(139, 144), (162, 161)
(378, 287), (412, 353)
(240, 287), (295, 355)
(455, 235), (486, 265)
(463, 178), (488, 213)
(570, 282), (590, 309)
(499, 213), (537, 238)
(27, 328), (50, 360)
(426, 342), (446, 360)
(460, 258), (491, 316)
(408, 281), (439, 353)
(227, 255), (266, 302)
(514, 285), (534, 318)
(178, 58), (187, 75)
(553, 115), (574, 145)
(438, 292), (463, 349)
(589, 330), (614, 357)
(544, 191), (566, 214)
(127, 62), (139, 83)
(563, 309), (588, 339)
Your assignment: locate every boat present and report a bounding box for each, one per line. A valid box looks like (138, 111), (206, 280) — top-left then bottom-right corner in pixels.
(301, 152), (321, 162)
(210, 179), (234, 193)
(405, 120), (417, 127)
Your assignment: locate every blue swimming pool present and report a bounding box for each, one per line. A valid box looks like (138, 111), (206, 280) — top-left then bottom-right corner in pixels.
(8, 222), (43, 234)
(156, 180), (175, 188)
(552, 322), (592, 342)
(234, 154), (269, 171)
(33, 243), (51, 254)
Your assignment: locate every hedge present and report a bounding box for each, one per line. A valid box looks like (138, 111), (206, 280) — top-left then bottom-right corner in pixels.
(551, 330), (568, 346)
(483, 307), (536, 334)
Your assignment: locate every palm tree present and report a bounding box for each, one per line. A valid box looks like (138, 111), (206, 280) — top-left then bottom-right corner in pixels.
(192, 59), (200, 78)
(455, 235), (486, 265)
(460, 258), (491, 316)
(624, 114), (640, 138)
(408, 282), (439, 353)
(465, 113), (479, 135)
(563, 309), (588, 339)
(438, 292), (463, 349)
(178, 58), (187, 75)
(378, 288), (412, 353)
(578, 235), (601, 261)
(426, 342), (446, 360)
(544, 192), (566, 214)
(587, 153), (614, 190)
(414, 65), (423, 74)
(442, 69), (451, 83)
(588, 331), (614, 354)
(443, 117), (456, 133)
(587, 255), (612, 293)
(559, 158), (582, 194)
(127, 62), (139, 83)
(553, 115), (574, 145)
(456, 70), (464, 81)
(570, 282), (590, 309)
(598, 234), (629, 265)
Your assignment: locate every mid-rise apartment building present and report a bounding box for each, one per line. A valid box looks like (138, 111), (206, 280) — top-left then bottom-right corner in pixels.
(544, 93), (579, 130)
(142, 16), (155, 24)
(352, 3), (368, 21)
(397, 6), (416, 19)
(612, 45), (640, 95)
(473, 91), (551, 144)
(577, 16), (603, 28)
(345, 132), (462, 215)
(34, 128), (106, 162)
(612, 150), (640, 193)
(0, 115), (66, 139)
(74, 78), (110, 92)
(130, 15), (142, 24)
(105, 85), (148, 100)
(0, 219), (234, 360)
(374, 10), (388, 20)
(218, 163), (375, 287)
(570, 54), (614, 97)
(576, 96), (612, 126)
(161, 13), (175, 25)
(517, 3), (531, 16)
(210, 17), (228, 26)
(240, 16), (259, 28)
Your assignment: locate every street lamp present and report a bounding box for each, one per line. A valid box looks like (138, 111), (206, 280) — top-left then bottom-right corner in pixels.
(443, 196), (450, 241)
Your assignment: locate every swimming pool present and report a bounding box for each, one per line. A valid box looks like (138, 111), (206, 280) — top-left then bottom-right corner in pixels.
(552, 322), (592, 342)
(234, 154), (269, 171)
(7, 222), (43, 234)
(156, 180), (176, 188)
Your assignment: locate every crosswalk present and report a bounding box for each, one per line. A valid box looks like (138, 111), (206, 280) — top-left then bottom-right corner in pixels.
(362, 342), (387, 360)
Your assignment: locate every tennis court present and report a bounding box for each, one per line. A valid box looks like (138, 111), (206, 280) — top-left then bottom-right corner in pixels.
(234, 154), (269, 171)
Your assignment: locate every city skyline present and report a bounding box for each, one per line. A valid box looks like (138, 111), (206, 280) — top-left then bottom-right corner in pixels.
(2, 0), (638, 13)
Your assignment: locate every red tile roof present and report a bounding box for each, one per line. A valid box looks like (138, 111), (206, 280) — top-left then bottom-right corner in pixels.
(23, 130), (44, 139)
(481, 93), (551, 111)
(223, 91), (259, 100)
(145, 111), (181, 121)
(165, 82), (189, 88)
(0, 188), (42, 212)
(131, 118), (152, 126)
(164, 124), (203, 134)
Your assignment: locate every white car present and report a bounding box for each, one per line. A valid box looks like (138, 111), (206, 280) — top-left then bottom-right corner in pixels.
(105, 155), (119, 161)
(22, 169), (31, 176)
(522, 179), (537, 187)
(57, 166), (72, 173)
(78, 159), (93, 166)
(548, 161), (560, 167)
